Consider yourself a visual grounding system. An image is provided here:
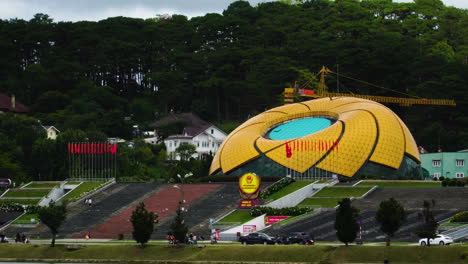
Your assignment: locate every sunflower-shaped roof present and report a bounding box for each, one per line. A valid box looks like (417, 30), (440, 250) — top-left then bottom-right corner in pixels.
(210, 97), (420, 177)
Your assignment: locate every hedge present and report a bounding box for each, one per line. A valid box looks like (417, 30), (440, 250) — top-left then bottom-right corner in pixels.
(250, 206), (313, 217)
(260, 177), (295, 200)
(450, 212), (468, 222)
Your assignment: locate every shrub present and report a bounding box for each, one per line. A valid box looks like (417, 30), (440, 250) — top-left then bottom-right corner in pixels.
(450, 212), (468, 223)
(250, 206), (312, 217)
(0, 201), (25, 212)
(442, 179), (465, 187)
(260, 177), (295, 200)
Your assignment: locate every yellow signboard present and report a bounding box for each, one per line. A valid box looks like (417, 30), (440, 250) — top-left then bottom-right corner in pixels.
(239, 173), (261, 194)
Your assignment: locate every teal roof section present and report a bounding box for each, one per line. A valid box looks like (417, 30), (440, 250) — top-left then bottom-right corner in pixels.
(267, 117), (332, 140)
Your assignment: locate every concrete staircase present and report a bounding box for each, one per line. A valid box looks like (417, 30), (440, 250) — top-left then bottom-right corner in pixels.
(266, 187), (468, 242)
(6, 182), (162, 239)
(154, 183), (240, 239)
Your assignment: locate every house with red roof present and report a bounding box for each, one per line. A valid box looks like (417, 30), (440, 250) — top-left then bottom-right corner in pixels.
(0, 94), (29, 114)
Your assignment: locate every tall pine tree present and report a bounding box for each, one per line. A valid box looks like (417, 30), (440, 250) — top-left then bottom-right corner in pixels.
(335, 198), (360, 246)
(170, 201), (188, 244)
(131, 202), (158, 247)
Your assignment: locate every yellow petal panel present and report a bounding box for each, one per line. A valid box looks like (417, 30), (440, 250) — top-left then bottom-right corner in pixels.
(317, 111), (377, 177)
(219, 123), (264, 174)
(332, 102), (405, 169)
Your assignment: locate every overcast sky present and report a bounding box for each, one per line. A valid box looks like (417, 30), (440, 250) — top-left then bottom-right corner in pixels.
(0, 0), (466, 22)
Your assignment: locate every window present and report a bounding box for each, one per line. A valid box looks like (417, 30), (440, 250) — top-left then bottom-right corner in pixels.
(456, 172), (464, 178)
(211, 129), (214, 134)
(456, 159), (465, 167)
(433, 172), (441, 179)
(432, 160), (441, 167)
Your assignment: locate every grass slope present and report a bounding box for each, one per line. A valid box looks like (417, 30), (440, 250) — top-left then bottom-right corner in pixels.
(215, 210), (254, 225)
(298, 198), (343, 208)
(358, 180), (441, 188)
(0, 199), (41, 205)
(2, 189), (50, 198)
(263, 181), (311, 202)
(60, 182), (104, 202)
(314, 187), (372, 197)
(25, 183), (59, 188)
(0, 244), (467, 264)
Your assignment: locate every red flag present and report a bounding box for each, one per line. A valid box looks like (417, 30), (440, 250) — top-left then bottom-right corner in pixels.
(285, 142), (292, 158)
(110, 144), (117, 154)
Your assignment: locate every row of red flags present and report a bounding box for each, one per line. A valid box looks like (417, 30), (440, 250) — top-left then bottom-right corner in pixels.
(67, 143), (117, 154)
(285, 140), (339, 158)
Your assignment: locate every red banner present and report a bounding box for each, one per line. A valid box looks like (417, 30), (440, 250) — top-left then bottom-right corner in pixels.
(264, 216), (289, 225)
(284, 140), (339, 156)
(68, 143), (117, 154)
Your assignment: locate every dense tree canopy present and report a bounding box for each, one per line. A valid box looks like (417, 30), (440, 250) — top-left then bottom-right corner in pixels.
(0, 0), (466, 182)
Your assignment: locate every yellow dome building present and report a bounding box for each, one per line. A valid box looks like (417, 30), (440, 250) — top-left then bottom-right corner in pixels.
(209, 97), (422, 179)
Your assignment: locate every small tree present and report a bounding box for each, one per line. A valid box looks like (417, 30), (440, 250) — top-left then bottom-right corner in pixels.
(170, 202), (188, 244)
(334, 198), (360, 246)
(376, 198), (407, 246)
(131, 202), (158, 247)
(37, 201), (67, 247)
(175, 143), (197, 161)
(415, 200), (439, 246)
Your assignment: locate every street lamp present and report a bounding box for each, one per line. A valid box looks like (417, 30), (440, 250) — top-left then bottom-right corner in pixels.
(174, 172), (193, 211)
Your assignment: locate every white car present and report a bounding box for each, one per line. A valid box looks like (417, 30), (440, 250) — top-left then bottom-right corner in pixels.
(419, 235), (453, 246)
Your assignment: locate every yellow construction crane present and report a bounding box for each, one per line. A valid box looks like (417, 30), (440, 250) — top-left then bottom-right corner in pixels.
(283, 66), (456, 106)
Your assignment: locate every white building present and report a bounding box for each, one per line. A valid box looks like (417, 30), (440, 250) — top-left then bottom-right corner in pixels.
(42, 126), (60, 140)
(150, 112), (227, 160)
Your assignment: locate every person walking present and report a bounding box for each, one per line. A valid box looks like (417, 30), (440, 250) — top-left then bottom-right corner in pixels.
(88, 198), (92, 207)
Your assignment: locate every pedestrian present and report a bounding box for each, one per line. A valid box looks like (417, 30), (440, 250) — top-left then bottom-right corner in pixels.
(15, 233), (20, 243)
(21, 234), (27, 243)
(84, 198), (88, 206)
(193, 234), (197, 244)
(88, 198), (92, 207)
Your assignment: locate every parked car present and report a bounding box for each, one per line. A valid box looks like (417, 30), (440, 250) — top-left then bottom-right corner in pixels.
(419, 235), (453, 246)
(277, 232), (315, 245)
(238, 232), (276, 245)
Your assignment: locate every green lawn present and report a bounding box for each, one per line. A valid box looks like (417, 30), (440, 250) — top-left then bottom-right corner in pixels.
(273, 211), (316, 226)
(357, 180), (441, 188)
(60, 182), (105, 201)
(0, 199), (41, 205)
(214, 210), (254, 225)
(441, 222), (468, 227)
(12, 213), (40, 224)
(65, 181), (82, 185)
(0, 244), (467, 264)
(298, 198), (343, 208)
(263, 181), (312, 202)
(2, 189), (50, 198)
(314, 187), (372, 197)
(25, 182), (59, 188)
